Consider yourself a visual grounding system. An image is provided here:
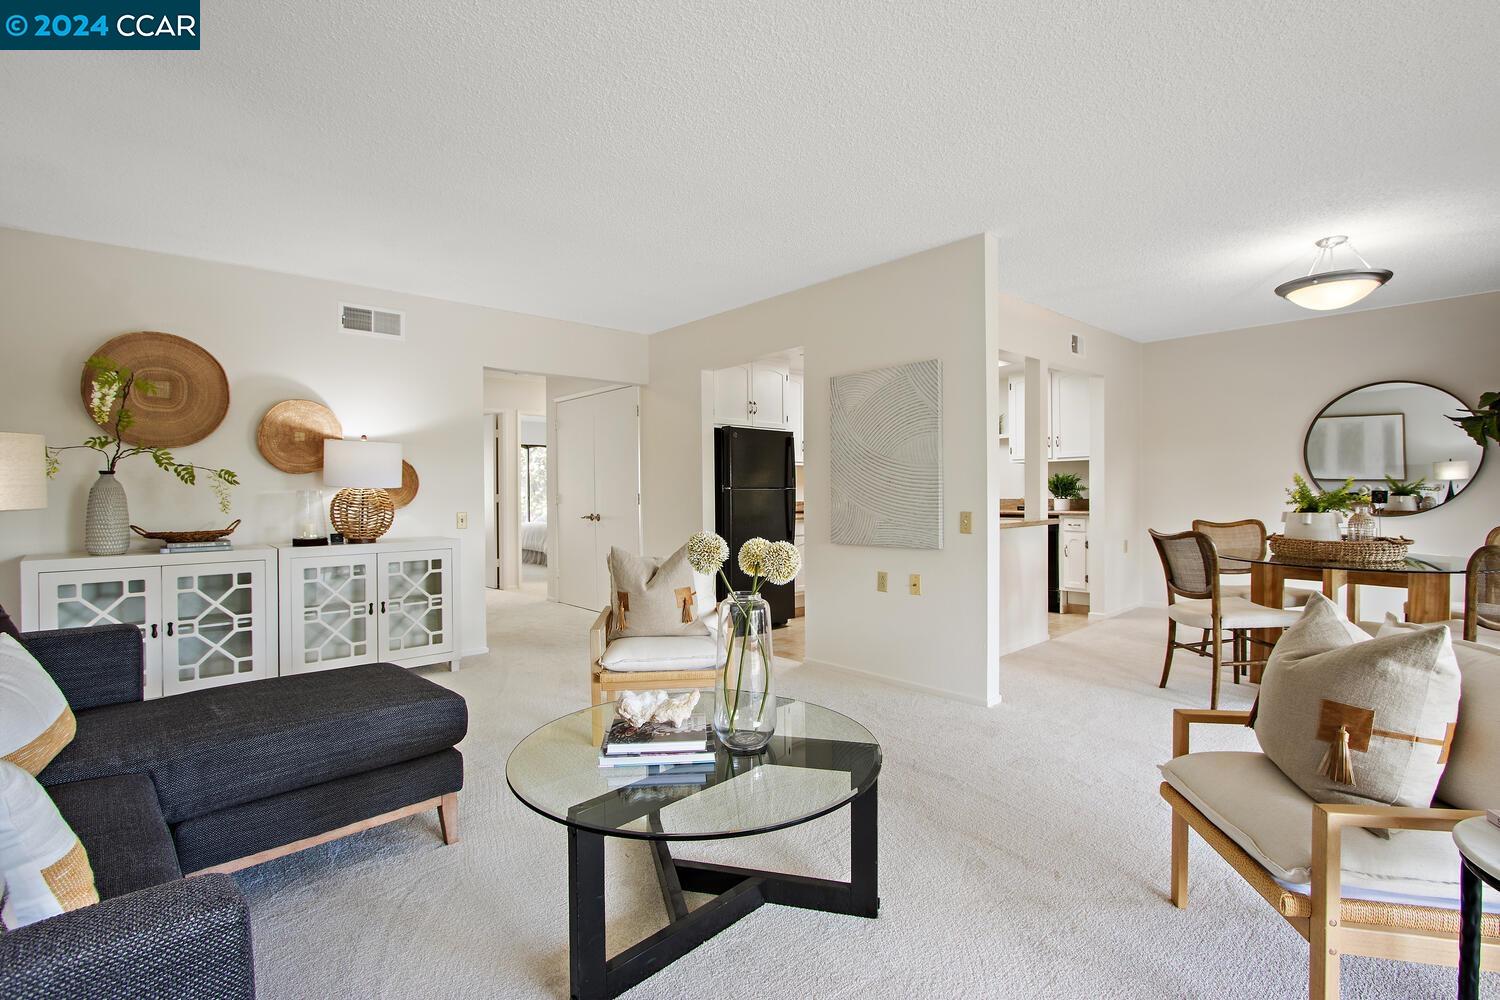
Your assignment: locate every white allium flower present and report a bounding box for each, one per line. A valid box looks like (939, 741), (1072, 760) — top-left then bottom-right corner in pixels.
(686, 531), (729, 575)
(89, 381), (119, 426)
(763, 540), (801, 586)
(738, 537), (771, 577)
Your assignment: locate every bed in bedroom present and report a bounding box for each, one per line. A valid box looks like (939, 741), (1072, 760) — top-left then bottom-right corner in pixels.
(521, 519), (547, 564)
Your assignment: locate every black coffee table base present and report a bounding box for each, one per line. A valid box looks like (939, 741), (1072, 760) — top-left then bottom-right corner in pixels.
(567, 782), (879, 1000)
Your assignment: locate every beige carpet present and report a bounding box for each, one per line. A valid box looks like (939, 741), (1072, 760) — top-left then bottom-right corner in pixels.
(239, 591), (1485, 998)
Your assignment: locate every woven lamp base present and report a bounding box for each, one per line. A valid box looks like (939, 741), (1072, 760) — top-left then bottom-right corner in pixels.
(329, 488), (395, 542)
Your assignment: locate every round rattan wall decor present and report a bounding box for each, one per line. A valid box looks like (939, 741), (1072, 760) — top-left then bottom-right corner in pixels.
(81, 332), (230, 447)
(256, 400), (343, 474)
(389, 461), (420, 509)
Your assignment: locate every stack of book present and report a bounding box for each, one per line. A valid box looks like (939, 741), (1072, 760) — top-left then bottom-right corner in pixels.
(160, 539), (233, 555)
(599, 708), (715, 787)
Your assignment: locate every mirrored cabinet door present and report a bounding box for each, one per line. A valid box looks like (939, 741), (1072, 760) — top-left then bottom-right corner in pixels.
(162, 561), (269, 696)
(379, 549), (453, 660)
(288, 553), (379, 674)
(37, 568), (162, 695)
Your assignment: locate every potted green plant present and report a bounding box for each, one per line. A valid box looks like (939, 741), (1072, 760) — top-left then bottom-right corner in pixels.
(1282, 474), (1358, 541)
(47, 356), (238, 556)
(1382, 475), (1426, 513)
(1047, 472), (1085, 512)
(1448, 391), (1499, 447)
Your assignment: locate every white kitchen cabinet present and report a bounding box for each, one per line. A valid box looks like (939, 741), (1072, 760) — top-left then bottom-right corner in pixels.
(786, 373), (805, 463)
(1007, 372), (1090, 462)
(21, 548), (279, 699)
(713, 362), (791, 429)
(277, 537), (459, 675)
(1050, 372), (1091, 460)
(1059, 515), (1089, 592)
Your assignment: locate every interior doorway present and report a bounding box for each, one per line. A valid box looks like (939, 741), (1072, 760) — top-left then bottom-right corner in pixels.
(482, 369), (548, 592)
(518, 415), (547, 594)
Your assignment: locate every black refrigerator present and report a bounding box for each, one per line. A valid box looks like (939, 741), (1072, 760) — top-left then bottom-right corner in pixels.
(714, 426), (797, 626)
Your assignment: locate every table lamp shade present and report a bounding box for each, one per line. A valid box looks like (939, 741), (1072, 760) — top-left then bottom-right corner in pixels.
(1434, 460), (1472, 482)
(0, 433), (47, 511)
(323, 438), (402, 488)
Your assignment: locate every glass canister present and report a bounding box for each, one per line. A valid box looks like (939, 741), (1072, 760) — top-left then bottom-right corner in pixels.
(292, 489), (330, 545)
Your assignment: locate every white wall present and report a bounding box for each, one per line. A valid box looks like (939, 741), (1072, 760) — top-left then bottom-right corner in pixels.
(642, 236), (1002, 704)
(483, 372), (546, 414)
(994, 294), (1145, 619)
(1141, 291), (1500, 617)
(0, 228), (647, 655)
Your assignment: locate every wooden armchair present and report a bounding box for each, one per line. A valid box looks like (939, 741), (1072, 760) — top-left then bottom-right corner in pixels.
(588, 606), (722, 707)
(1162, 709), (1499, 998)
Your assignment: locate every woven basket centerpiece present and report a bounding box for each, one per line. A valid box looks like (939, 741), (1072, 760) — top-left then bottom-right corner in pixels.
(1268, 534), (1415, 567)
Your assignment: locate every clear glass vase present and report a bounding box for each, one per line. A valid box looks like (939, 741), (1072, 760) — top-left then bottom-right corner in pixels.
(713, 591), (775, 753)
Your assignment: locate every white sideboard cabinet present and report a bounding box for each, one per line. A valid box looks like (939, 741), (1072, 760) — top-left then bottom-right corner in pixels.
(276, 537), (460, 675)
(21, 548), (279, 699)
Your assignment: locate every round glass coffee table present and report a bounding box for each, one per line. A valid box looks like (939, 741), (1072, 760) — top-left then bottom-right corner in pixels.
(507, 695), (881, 1000)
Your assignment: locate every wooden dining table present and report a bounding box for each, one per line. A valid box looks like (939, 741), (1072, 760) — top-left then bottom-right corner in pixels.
(1226, 550), (1470, 682)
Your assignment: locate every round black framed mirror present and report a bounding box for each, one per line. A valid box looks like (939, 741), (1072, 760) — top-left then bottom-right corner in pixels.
(1304, 381), (1484, 516)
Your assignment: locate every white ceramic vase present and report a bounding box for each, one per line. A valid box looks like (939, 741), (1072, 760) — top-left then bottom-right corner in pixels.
(85, 471), (130, 556)
(1053, 498), (1072, 512)
(1282, 511), (1343, 542)
(1385, 495), (1419, 512)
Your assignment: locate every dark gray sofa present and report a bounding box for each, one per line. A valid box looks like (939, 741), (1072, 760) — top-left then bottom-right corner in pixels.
(0, 622), (468, 999)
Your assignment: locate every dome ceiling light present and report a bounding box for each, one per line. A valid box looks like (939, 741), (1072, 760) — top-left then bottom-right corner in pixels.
(1274, 235), (1393, 311)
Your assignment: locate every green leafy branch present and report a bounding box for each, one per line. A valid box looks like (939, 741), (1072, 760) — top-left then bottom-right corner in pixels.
(1450, 391), (1500, 448)
(46, 355), (239, 514)
(1285, 473), (1360, 513)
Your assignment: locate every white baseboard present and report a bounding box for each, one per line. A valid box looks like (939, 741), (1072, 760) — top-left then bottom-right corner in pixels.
(799, 657), (996, 707)
(460, 645), (489, 660)
(1089, 603), (1145, 620)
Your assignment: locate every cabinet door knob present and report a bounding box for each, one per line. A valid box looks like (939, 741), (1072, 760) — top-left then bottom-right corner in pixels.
(380, 601), (387, 614)
(150, 623), (158, 638)
(367, 602), (375, 615)
(165, 622), (175, 637)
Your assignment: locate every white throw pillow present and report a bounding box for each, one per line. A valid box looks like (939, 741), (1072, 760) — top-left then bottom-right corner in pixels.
(0, 760), (99, 928)
(0, 635), (76, 776)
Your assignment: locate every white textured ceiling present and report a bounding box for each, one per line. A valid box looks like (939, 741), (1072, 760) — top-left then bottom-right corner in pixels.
(3, 2), (1499, 340)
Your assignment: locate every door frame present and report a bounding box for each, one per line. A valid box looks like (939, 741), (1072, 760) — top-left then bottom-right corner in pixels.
(553, 385), (642, 611)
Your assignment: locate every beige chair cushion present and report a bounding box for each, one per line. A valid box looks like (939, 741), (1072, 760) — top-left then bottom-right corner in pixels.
(599, 635), (719, 672)
(1255, 595), (1460, 812)
(1219, 583), (1314, 608)
(607, 546), (710, 640)
(1162, 751), (1468, 904)
(0, 635), (76, 776)
(1167, 597), (1303, 630)
(0, 760), (99, 928)
(1379, 615), (1500, 811)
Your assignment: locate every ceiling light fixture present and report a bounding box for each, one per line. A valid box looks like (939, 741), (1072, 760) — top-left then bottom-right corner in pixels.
(1274, 235), (1393, 311)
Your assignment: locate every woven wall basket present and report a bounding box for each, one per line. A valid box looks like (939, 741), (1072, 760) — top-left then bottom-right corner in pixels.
(389, 461), (420, 509)
(256, 400), (343, 474)
(1268, 534), (1415, 567)
(82, 332), (230, 447)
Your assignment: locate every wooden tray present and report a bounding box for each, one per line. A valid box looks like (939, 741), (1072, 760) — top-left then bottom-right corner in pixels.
(1268, 533), (1414, 567)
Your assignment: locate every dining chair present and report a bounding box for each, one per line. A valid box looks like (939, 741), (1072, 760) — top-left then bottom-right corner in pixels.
(1191, 518), (1316, 606)
(1463, 544), (1500, 644)
(1150, 529), (1305, 709)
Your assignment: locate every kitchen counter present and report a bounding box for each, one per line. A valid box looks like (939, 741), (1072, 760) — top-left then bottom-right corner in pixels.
(997, 518), (1051, 529)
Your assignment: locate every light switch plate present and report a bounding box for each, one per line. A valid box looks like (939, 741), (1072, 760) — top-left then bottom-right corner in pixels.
(908, 574), (921, 596)
(958, 511), (972, 534)
(876, 571), (888, 593)
(456, 512), (469, 529)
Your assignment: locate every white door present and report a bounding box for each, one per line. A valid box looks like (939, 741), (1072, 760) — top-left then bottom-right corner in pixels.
(288, 552), (379, 673)
(378, 548), (454, 660)
(1008, 376), (1026, 464)
(555, 387), (642, 611)
(162, 561), (269, 695)
(751, 365), (788, 427)
(557, 391), (600, 610)
(713, 365), (752, 425)
(38, 568), (161, 696)
(1051, 373), (1091, 460)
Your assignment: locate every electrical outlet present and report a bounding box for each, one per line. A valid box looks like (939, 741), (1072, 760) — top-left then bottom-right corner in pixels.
(876, 571), (888, 593)
(456, 512), (469, 529)
(1123, 539), (1129, 553)
(958, 511), (972, 534)
(908, 573), (921, 596)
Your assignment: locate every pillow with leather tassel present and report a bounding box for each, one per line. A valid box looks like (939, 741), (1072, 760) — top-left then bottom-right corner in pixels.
(1254, 594), (1460, 826)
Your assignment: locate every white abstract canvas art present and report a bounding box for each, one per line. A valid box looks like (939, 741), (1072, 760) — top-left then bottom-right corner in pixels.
(830, 358), (943, 549)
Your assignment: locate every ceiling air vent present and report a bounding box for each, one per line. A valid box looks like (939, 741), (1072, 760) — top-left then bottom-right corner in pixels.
(340, 303), (405, 340)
